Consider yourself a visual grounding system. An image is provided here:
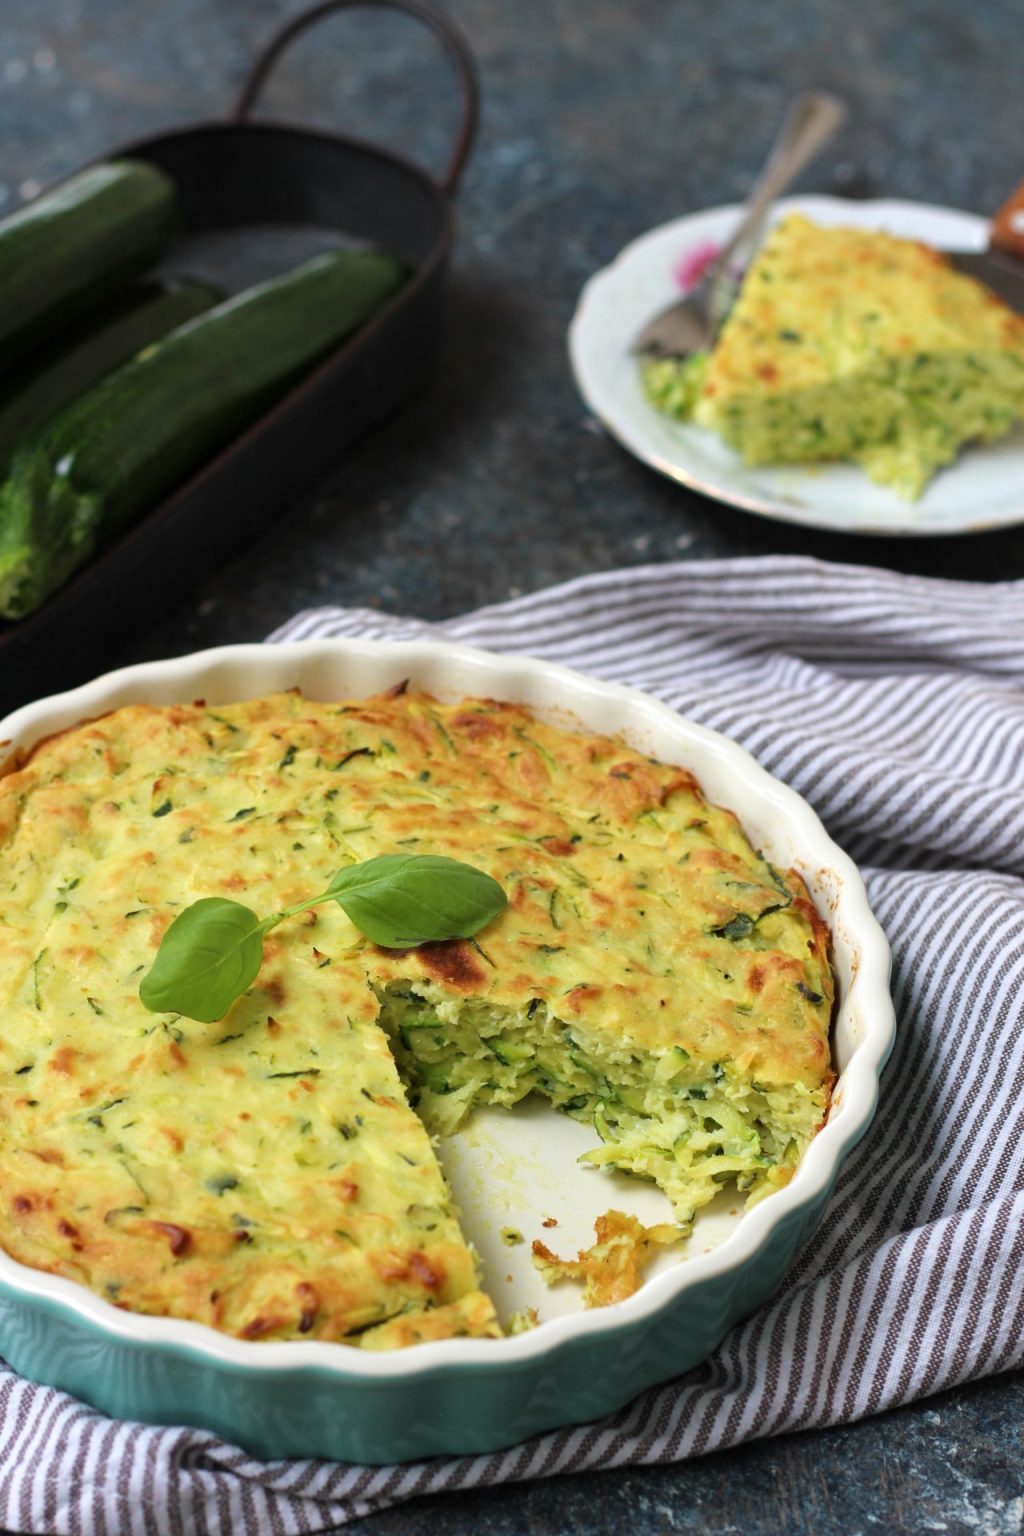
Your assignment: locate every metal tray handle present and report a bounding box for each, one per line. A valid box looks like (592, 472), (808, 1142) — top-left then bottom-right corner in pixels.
(233, 0), (479, 197)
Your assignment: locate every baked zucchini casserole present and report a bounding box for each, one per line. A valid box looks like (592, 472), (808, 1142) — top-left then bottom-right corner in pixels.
(644, 214), (1024, 498)
(0, 690), (834, 1346)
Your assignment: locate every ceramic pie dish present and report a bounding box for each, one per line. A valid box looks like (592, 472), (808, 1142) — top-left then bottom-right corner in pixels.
(0, 638), (895, 1463)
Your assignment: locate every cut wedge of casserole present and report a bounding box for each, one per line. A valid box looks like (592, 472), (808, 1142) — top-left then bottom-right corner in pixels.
(0, 690), (833, 1344)
(644, 214), (1024, 498)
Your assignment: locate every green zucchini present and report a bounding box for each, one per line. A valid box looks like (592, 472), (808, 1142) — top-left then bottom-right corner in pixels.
(0, 161), (177, 367)
(0, 248), (405, 619)
(0, 279), (221, 475)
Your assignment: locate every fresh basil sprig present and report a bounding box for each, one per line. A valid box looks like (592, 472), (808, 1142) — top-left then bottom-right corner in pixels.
(139, 853), (507, 1024)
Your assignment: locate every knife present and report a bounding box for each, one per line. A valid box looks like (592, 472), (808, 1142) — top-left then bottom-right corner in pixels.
(947, 180), (1024, 310)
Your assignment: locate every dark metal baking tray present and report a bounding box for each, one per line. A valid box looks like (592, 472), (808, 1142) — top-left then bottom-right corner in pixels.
(0, 0), (478, 717)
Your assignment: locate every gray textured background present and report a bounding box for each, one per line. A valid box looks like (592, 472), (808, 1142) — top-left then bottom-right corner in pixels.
(2, 1), (1023, 1531)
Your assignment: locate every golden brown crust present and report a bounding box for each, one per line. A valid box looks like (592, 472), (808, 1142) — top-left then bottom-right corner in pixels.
(532, 1212), (684, 1307)
(699, 215), (1024, 407)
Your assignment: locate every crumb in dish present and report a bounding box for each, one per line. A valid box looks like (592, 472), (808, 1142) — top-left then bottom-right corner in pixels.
(532, 1211), (683, 1307)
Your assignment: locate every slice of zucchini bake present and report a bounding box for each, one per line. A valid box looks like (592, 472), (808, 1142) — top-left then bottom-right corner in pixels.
(645, 214), (1024, 498)
(0, 689), (833, 1345)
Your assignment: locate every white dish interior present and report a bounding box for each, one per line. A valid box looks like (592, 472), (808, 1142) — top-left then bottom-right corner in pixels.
(0, 639), (894, 1375)
(569, 194), (1024, 537)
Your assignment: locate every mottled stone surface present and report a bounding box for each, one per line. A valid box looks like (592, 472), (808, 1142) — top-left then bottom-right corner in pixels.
(358, 1373), (1024, 1536)
(1, 1), (1022, 1530)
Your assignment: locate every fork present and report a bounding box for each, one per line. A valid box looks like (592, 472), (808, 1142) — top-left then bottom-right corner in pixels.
(630, 91), (847, 358)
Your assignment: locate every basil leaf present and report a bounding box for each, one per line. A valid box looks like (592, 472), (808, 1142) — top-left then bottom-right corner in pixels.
(140, 898), (265, 1023)
(138, 855), (507, 1020)
(329, 854), (507, 949)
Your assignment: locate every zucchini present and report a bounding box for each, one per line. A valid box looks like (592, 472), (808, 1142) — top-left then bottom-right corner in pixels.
(0, 249), (405, 619)
(0, 279), (220, 474)
(0, 161), (177, 367)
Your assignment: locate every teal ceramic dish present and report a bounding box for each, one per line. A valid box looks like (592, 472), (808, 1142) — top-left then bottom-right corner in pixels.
(0, 639), (895, 1463)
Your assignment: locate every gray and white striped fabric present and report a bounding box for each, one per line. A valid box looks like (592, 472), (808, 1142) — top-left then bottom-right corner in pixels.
(2, 555), (1022, 1535)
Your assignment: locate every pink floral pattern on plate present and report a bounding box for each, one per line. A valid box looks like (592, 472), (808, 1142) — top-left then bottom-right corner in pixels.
(673, 240), (721, 292)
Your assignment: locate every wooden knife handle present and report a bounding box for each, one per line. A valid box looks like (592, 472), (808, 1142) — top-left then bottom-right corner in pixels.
(990, 179), (1024, 260)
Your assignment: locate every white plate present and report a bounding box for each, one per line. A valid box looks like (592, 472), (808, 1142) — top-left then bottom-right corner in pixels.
(569, 194), (1024, 537)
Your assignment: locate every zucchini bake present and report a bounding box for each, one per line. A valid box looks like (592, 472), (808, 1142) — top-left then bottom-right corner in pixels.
(0, 690), (833, 1346)
(644, 214), (1024, 498)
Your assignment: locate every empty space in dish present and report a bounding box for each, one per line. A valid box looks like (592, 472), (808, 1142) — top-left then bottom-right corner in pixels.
(442, 1099), (744, 1330)
(134, 120), (447, 298)
(160, 224), (374, 298)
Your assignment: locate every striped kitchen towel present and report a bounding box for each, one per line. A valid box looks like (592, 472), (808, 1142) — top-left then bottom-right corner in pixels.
(1, 555), (1021, 1534)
